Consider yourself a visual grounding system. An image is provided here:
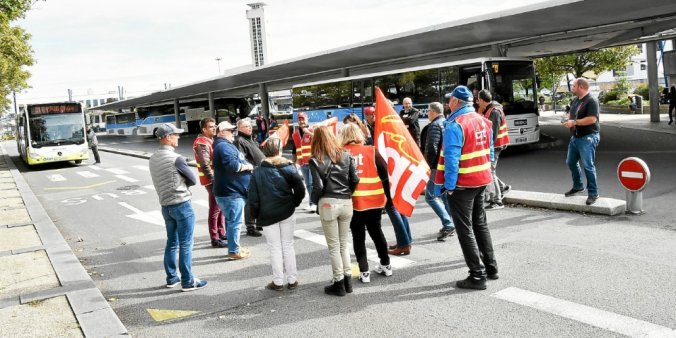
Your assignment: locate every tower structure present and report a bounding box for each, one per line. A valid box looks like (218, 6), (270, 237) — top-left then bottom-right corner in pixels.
(246, 3), (268, 67)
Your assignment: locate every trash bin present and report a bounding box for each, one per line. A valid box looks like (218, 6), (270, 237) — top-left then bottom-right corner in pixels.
(634, 95), (643, 114)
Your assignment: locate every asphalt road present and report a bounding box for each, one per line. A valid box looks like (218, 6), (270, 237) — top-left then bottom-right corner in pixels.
(4, 119), (676, 336)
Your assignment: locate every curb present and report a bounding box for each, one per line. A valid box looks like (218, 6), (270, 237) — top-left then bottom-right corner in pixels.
(0, 144), (128, 337)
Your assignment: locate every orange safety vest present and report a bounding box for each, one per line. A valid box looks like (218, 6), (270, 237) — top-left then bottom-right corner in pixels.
(434, 112), (493, 189)
(193, 135), (214, 186)
(483, 105), (510, 149)
(344, 144), (386, 211)
(292, 128), (312, 166)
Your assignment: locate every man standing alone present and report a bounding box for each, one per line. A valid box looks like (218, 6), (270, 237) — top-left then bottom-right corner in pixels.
(442, 86), (498, 290)
(234, 118), (265, 237)
(149, 123), (207, 291)
(562, 78), (601, 205)
(87, 126), (100, 164)
(213, 121), (254, 260)
(193, 117), (227, 248)
(399, 97), (421, 147)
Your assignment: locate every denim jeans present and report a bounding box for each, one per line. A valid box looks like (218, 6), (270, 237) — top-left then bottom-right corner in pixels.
(300, 164), (316, 207)
(161, 200), (196, 288)
(216, 196), (245, 254)
(425, 169), (454, 231)
(385, 201), (412, 247)
(566, 132), (600, 197)
(319, 197), (353, 281)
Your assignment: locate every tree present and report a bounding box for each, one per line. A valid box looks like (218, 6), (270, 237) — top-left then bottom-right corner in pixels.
(535, 46), (640, 91)
(1, 0), (37, 113)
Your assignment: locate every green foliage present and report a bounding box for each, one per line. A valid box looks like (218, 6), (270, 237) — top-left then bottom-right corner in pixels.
(633, 83), (664, 100)
(603, 90), (619, 103)
(613, 71), (631, 97)
(1, 0), (37, 111)
(534, 46), (640, 93)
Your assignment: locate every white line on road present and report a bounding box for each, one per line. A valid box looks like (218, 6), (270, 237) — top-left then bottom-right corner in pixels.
(118, 202), (144, 214)
(46, 174), (66, 182)
(115, 175), (138, 183)
(621, 171), (644, 179)
(76, 171), (100, 178)
(294, 229), (414, 269)
(132, 165), (149, 172)
(106, 168), (129, 175)
(492, 287), (676, 337)
(89, 165), (104, 171)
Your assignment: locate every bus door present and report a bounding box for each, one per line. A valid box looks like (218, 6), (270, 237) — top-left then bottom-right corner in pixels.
(351, 79), (374, 120)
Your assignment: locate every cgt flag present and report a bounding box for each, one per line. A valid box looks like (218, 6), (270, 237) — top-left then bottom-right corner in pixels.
(374, 87), (430, 217)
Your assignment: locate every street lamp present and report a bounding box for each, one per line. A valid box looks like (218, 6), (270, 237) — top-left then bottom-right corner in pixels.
(215, 57), (222, 75)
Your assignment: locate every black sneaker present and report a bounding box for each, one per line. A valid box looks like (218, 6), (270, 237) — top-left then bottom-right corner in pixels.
(437, 228), (456, 241)
(485, 203), (504, 211)
(211, 239), (227, 248)
(246, 228), (262, 237)
(586, 195), (599, 205)
(564, 188), (584, 197)
(455, 276), (487, 290)
(256, 226), (263, 231)
(487, 273), (499, 280)
(219, 235), (228, 242)
(182, 279), (208, 292)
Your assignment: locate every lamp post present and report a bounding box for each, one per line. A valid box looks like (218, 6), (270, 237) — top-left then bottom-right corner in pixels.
(215, 57), (222, 75)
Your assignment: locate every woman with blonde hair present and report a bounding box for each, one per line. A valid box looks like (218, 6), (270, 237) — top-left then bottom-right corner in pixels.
(340, 123), (392, 283)
(248, 137), (306, 291)
(309, 126), (359, 296)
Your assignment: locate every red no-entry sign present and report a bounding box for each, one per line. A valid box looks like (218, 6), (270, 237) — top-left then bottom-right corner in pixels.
(617, 157), (650, 192)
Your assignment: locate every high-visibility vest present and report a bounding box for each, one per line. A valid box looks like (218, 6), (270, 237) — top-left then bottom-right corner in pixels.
(292, 128), (312, 166)
(434, 112), (493, 189)
(193, 135), (214, 186)
(344, 144), (386, 211)
(483, 105), (510, 149)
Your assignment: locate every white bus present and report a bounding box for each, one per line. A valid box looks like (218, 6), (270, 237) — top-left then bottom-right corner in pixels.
(16, 102), (89, 165)
(292, 57), (540, 146)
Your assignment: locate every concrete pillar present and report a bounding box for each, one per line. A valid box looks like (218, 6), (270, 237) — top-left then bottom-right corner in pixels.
(647, 41), (659, 122)
(174, 98), (181, 127)
(208, 92), (215, 119)
(259, 83), (269, 120)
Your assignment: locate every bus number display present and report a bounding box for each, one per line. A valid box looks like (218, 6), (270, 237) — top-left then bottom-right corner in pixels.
(29, 104), (81, 115)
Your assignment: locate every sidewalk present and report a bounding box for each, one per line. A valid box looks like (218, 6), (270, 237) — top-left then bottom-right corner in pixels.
(0, 144), (127, 337)
(540, 109), (676, 135)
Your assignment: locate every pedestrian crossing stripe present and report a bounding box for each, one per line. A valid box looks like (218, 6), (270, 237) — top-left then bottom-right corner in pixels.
(147, 308), (199, 322)
(76, 171), (100, 178)
(46, 174), (66, 182)
(106, 168), (129, 175)
(115, 175), (138, 183)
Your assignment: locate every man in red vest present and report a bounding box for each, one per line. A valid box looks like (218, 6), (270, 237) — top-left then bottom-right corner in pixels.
(291, 112), (315, 212)
(477, 89), (511, 210)
(441, 86), (498, 290)
(193, 117), (226, 248)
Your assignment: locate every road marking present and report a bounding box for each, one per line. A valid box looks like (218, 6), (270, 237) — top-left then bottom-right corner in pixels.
(492, 287), (676, 337)
(89, 165), (104, 171)
(106, 168), (128, 175)
(294, 229), (414, 269)
(45, 180), (116, 191)
(143, 185), (156, 190)
(76, 171), (100, 178)
(115, 175), (138, 182)
(621, 171), (643, 179)
(119, 202), (164, 226)
(147, 308), (199, 322)
(46, 174), (66, 182)
(133, 165), (149, 172)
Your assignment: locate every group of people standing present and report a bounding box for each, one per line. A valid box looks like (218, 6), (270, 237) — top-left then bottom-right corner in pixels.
(148, 84), (512, 294)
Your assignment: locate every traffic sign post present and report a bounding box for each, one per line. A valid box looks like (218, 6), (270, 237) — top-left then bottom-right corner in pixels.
(617, 157), (651, 215)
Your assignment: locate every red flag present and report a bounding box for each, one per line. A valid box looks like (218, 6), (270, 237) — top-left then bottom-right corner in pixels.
(374, 87), (430, 217)
(262, 120), (290, 147)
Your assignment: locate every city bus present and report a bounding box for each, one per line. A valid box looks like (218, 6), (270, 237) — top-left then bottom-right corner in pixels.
(15, 102), (89, 165)
(105, 111), (138, 135)
(292, 57), (540, 146)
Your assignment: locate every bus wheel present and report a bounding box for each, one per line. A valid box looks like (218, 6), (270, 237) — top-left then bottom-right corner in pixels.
(74, 160), (82, 164)
(152, 128), (158, 138)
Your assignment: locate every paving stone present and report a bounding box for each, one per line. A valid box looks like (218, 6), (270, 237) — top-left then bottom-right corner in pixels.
(0, 296), (83, 338)
(0, 197), (23, 209)
(0, 188), (20, 198)
(0, 226), (41, 252)
(0, 183), (16, 190)
(0, 250), (59, 300)
(0, 209), (31, 225)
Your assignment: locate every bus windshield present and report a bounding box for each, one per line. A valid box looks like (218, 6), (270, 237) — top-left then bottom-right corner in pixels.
(29, 114), (85, 147)
(487, 61), (538, 116)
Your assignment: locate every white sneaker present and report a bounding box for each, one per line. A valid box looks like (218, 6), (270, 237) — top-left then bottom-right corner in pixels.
(359, 271), (370, 283)
(304, 205), (315, 212)
(376, 264), (393, 277)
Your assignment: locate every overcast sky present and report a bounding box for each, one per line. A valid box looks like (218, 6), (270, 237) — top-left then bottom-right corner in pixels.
(15, 0), (547, 104)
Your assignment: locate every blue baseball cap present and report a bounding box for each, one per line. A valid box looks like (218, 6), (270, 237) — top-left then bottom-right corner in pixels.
(446, 86), (473, 102)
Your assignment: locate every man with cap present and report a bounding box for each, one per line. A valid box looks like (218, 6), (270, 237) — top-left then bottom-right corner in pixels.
(149, 123), (207, 292)
(213, 121), (254, 260)
(440, 86), (498, 290)
(291, 112), (315, 212)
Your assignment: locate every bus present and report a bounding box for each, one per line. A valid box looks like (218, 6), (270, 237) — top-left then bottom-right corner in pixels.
(292, 57), (540, 146)
(105, 111), (138, 135)
(85, 110), (108, 132)
(15, 102), (89, 165)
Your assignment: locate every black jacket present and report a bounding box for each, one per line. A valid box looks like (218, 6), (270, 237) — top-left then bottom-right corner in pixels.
(248, 157), (305, 226)
(399, 107), (421, 145)
(234, 132), (265, 166)
(423, 115), (445, 169)
(309, 151), (359, 204)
